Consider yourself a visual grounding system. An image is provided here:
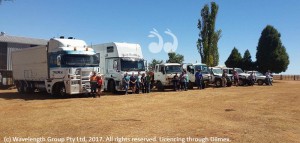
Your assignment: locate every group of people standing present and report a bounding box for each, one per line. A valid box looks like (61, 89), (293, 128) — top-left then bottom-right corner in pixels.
(231, 68), (273, 87)
(90, 69), (273, 96)
(172, 69), (204, 91)
(123, 72), (152, 95)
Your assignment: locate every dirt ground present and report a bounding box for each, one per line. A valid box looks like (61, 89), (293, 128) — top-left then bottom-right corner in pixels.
(0, 81), (299, 143)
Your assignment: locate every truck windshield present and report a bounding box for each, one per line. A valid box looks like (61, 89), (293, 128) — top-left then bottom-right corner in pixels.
(194, 65), (208, 72)
(121, 58), (145, 71)
(212, 68), (223, 75)
(165, 65), (182, 74)
(256, 72), (264, 76)
(235, 68), (244, 74)
(62, 54), (99, 67)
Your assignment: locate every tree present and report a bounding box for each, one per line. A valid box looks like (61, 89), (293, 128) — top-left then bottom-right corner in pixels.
(241, 49), (254, 71)
(197, 2), (221, 67)
(166, 52), (184, 64)
(148, 59), (164, 71)
(256, 25), (289, 73)
(225, 47), (242, 68)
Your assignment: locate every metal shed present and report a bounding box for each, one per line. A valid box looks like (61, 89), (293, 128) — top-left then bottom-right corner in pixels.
(0, 32), (48, 86)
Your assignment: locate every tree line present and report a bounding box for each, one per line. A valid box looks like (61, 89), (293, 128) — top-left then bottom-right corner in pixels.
(225, 25), (289, 73)
(149, 2), (289, 74)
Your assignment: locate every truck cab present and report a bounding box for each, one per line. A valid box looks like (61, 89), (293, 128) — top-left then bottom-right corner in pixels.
(154, 63), (182, 91)
(12, 37), (100, 96)
(182, 63), (211, 89)
(92, 42), (146, 92)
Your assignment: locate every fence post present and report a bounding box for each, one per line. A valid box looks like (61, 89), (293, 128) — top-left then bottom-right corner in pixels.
(294, 75), (296, 81)
(280, 75), (283, 80)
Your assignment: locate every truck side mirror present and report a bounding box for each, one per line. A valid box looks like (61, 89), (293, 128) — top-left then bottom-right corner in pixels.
(57, 55), (61, 66)
(144, 60), (148, 71)
(96, 53), (100, 63)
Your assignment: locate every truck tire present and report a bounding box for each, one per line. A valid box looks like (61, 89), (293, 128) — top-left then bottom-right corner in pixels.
(239, 78), (245, 86)
(16, 81), (25, 94)
(150, 80), (155, 89)
(202, 81), (208, 89)
(108, 80), (116, 93)
(215, 79), (222, 87)
(157, 81), (164, 91)
(24, 82), (34, 93)
(188, 81), (193, 89)
(257, 79), (264, 85)
(53, 83), (66, 97)
(227, 81), (232, 87)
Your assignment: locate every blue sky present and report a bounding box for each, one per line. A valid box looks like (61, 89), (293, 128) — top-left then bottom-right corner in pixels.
(1, 0), (299, 74)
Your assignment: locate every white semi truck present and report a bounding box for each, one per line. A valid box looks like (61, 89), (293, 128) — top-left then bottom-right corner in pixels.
(12, 37), (99, 96)
(92, 42), (146, 92)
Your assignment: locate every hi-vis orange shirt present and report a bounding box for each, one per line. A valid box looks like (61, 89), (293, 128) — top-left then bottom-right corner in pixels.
(90, 75), (97, 82)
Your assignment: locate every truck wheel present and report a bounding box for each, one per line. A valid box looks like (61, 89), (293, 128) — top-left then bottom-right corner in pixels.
(150, 80), (155, 89)
(53, 83), (66, 97)
(238, 78), (245, 86)
(215, 79), (222, 87)
(24, 82), (34, 93)
(108, 80), (116, 93)
(188, 81), (193, 89)
(157, 81), (164, 91)
(16, 81), (24, 94)
(227, 81), (232, 87)
(257, 79), (263, 85)
(203, 81), (208, 89)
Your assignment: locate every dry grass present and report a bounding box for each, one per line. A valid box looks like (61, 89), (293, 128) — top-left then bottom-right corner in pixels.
(0, 81), (299, 143)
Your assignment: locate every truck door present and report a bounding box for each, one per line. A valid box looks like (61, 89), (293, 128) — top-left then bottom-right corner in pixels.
(187, 65), (195, 82)
(154, 65), (165, 82)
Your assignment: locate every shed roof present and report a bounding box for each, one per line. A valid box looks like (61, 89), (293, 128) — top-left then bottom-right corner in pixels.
(0, 33), (48, 45)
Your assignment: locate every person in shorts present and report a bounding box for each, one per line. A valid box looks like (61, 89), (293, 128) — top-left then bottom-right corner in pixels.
(90, 71), (98, 96)
(130, 73), (137, 94)
(96, 75), (103, 97)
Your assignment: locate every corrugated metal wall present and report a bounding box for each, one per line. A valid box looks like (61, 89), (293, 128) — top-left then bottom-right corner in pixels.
(7, 43), (30, 70)
(0, 42), (8, 70)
